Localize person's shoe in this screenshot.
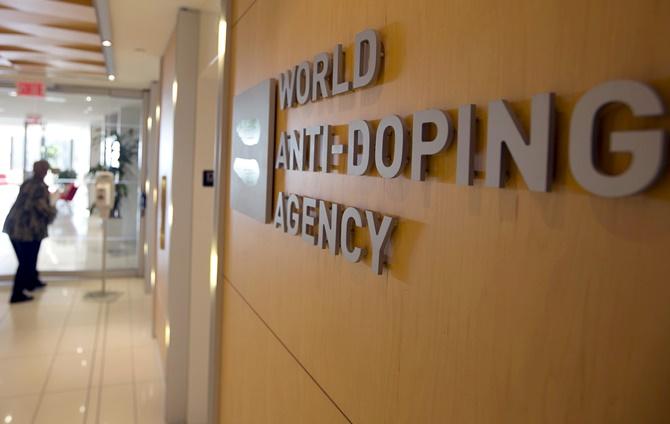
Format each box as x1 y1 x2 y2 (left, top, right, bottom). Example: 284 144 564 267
10 293 34 304
28 281 47 291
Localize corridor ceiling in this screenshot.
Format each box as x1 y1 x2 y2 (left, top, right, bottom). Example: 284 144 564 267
0 0 220 89
0 0 108 81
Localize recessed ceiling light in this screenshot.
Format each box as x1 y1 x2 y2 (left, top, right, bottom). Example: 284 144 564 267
86 96 92 102
102 40 112 47
9 91 17 97
108 74 116 81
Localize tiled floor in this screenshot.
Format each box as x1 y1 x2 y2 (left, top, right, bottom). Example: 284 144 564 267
0 278 164 424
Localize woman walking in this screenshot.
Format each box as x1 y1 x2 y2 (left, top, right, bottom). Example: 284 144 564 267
2 160 57 303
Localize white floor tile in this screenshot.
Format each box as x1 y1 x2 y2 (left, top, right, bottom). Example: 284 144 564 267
45 353 94 393
133 345 163 383
66 304 102 327
0 356 51 397
0 394 39 424
136 380 165 423
1 305 69 332
96 384 135 424
0 329 60 359
97 348 134 386
131 319 154 347
0 279 164 424
101 323 133 351
34 390 88 424
58 325 98 355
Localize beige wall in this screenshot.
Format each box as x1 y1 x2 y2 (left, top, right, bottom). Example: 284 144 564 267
219 0 670 423
155 30 176 365
154 9 201 422
187 10 220 424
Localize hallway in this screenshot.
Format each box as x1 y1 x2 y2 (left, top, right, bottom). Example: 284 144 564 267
0 279 164 423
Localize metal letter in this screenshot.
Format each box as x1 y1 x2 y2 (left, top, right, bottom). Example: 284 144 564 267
275 132 289 169
365 211 397 275
306 126 322 172
375 115 409 178
273 192 286 232
296 61 312 105
456 104 477 186
353 29 382 90
286 194 302 236
411 109 453 181
318 200 341 255
569 80 667 197
319 125 332 172
279 67 296 110
312 52 332 101
347 120 374 176
288 129 305 171
340 207 366 263
332 44 351 96
301 197 318 245
485 93 556 191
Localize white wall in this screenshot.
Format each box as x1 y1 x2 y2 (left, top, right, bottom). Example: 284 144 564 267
154 9 200 423
151 8 220 423
186 10 219 423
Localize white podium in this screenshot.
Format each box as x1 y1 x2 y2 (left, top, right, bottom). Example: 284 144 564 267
84 172 122 302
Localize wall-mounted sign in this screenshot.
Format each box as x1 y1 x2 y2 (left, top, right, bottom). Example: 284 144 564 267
16 81 45 97
25 114 42 125
229 79 277 223
273 192 396 275
230 27 669 276
203 170 215 187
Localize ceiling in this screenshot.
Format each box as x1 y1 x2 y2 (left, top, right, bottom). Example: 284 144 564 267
0 0 107 80
108 0 220 89
0 0 221 90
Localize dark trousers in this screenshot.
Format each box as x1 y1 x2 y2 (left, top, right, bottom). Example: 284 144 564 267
10 239 42 297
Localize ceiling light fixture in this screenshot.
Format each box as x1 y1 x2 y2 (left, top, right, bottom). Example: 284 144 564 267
108 74 116 81
102 40 112 47
9 91 17 97
86 96 92 102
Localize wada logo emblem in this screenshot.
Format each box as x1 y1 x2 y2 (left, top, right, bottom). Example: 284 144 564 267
229 79 277 223
233 119 262 186
233 158 260 186
236 118 261 146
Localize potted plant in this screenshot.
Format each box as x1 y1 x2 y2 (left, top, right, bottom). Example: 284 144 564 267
87 130 138 218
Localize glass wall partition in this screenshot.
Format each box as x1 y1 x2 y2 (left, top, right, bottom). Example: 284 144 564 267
0 87 143 277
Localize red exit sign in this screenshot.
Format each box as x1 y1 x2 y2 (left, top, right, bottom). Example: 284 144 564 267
16 81 45 97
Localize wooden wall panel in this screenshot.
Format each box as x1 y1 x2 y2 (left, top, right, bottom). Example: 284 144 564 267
219 280 351 424
220 0 670 423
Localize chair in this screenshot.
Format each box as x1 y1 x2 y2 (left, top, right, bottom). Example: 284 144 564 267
57 183 78 213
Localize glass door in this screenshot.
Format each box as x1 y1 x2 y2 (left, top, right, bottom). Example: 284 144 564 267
0 88 144 278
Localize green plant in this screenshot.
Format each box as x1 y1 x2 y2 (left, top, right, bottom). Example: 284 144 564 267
87 129 139 218
59 169 78 179
41 145 59 162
